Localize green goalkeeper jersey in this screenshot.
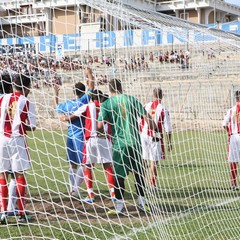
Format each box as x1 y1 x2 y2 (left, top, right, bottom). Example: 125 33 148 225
98 94 146 149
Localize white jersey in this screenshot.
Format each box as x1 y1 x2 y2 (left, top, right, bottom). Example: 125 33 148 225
223 104 240 135
140 100 172 137
0 92 36 137
74 100 109 140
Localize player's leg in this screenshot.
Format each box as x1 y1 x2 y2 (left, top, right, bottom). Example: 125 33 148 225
83 164 94 201
0 172 9 224
7 173 17 215
230 162 237 187
229 135 240 190
66 137 78 194
103 163 115 199
108 147 128 214
130 145 148 211
98 138 115 200
82 138 97 202
149 140 163 188
11 136 31 222
71 137 85 197
0 136 11 224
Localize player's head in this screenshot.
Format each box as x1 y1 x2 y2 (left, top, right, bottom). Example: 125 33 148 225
235 90 240 102
153 87 163 100
0 74 13 94
73 82 85 97
100 94 109 103
92 89 103 102
14 74 31 97
109 79 122 94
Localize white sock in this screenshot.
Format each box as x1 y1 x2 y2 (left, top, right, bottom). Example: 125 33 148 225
138 195 145 206
7 179 17 212
74 166 84 191
115 199 124 212
69 168 77 192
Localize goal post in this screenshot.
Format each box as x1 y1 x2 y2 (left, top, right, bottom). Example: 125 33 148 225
0 1 240 239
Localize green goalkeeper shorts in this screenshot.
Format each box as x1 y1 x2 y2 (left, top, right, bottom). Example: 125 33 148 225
112 145 143 178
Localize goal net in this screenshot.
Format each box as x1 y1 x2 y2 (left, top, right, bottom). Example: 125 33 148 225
0 0 240 239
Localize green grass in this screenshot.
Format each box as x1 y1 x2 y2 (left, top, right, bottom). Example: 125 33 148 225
1 130 240 240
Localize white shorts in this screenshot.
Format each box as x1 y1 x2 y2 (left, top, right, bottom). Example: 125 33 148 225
141 135 163 161
0 135 30 173
84 137 113 164
228 134 240 162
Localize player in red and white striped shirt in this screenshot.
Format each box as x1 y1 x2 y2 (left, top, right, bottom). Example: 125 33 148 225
0 74 36 224
62 90 115 203
140 87 172 188
0 74 18 217
223 90 240 190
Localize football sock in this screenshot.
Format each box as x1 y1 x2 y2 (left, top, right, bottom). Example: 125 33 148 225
16 176 26 215
0 178 8 212
105 166 114 189
230 162 237 186
84 168 93 191
7 178 17 212
68 168 77 192
74 166 84 190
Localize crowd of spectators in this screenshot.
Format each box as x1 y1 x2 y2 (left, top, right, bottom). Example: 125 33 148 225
0 48 192 90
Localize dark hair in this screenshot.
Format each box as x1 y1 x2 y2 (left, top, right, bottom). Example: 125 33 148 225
0 74 13 94
101 94 109 103
14 74 31 91
235 90 240 100
92 89 103 101
73 82 85 96
153 87 163 100
109 79 122 93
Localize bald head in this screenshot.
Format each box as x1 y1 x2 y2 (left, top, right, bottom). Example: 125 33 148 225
153 88 163 100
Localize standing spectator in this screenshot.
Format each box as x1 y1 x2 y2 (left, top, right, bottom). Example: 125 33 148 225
140 88 172 189
0 74 36 224
97 79 156 214
54 67 94 197
223 90 240 190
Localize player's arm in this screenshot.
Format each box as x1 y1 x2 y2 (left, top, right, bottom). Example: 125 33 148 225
164 109 172 151
143 112 157 132
223 109 231 135
60 104 87 122
25 101 37 131
97 102 108 132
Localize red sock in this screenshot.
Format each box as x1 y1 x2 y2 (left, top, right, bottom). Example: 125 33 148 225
230 162 238 186
105 166 114 189
84 168 93 190
0 178 8 212
150 177 156 187
16 176 27 215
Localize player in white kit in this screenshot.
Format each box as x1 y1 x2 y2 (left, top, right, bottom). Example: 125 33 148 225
0 74 36 224
223 90 240 190
0 74 18 217
140 87 172 188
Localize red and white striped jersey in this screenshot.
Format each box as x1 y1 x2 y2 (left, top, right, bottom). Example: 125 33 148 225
74 100 110 140
223 103 240 134
0 92 36 137
140 100 172 137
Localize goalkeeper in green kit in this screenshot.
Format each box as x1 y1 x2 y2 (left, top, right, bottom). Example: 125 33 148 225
97 78 157 214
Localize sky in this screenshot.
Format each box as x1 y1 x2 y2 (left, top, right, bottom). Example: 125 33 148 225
225 0 240 6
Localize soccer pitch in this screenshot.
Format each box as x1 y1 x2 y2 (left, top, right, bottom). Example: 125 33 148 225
1 129 240 240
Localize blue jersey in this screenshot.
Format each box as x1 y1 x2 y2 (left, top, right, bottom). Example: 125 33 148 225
56 90 92 138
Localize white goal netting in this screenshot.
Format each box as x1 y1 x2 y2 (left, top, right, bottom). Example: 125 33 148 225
0 0 240 239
